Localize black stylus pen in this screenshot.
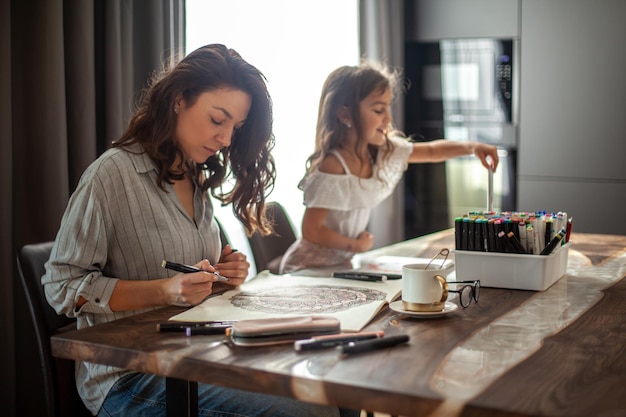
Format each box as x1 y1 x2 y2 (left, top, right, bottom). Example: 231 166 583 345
338 334 410 354
162 260 229 282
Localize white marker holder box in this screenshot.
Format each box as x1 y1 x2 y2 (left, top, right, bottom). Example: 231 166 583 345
453 243 570 291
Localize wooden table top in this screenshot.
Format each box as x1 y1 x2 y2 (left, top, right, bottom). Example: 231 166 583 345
51 230 626 417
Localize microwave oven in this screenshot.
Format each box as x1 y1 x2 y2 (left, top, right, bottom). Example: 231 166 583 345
404 38 515 132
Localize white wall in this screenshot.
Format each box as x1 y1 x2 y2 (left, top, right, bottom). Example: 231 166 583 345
517 0 626 234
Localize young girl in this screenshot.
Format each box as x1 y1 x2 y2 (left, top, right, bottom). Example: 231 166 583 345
279 62 499 274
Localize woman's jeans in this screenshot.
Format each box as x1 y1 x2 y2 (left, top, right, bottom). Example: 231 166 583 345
98 372 361 417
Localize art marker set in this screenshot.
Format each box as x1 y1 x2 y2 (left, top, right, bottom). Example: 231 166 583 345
453 210 572 291
454 211 573 256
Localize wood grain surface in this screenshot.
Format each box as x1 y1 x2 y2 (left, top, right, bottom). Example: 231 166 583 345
51 230 626 417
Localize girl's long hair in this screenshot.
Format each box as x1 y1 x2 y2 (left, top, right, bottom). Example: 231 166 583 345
304 61 404 179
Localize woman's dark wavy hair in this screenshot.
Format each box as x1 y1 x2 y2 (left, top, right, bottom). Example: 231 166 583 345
113 44 275 235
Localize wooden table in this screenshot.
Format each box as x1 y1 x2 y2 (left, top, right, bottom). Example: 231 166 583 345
51 230 626 417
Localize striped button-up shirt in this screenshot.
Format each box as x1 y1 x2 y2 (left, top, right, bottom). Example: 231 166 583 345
42 142 222 414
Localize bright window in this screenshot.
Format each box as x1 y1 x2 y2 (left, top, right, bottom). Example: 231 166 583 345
186 0 359 275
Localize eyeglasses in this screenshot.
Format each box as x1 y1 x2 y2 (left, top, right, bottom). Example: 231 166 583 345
446 280 480 308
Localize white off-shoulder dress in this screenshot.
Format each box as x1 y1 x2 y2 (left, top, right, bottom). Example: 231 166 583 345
279 136 413 274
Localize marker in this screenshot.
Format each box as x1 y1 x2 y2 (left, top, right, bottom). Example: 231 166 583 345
161 260 230 282
566 217 573 242
526 225 535 254
332 272 393 282
338 334 409 354
518 221 527 252
494 219 504 252
156 320 237 333
487 219 496 252
540 228 566 255
480 218 489 252
532 217 544 254
454 217 463 250
461 217 469 250
506 231 527 254
544 217 553 246
487 165 494 212
503 218 513 237
472 217 481 251
498 230 516 253
294 331 384 351
468 218 475 251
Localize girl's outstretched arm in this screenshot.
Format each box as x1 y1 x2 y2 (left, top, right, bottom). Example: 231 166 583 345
408 140 499 171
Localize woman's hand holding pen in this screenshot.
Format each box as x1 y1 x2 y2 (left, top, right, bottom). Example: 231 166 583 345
162 259 223 307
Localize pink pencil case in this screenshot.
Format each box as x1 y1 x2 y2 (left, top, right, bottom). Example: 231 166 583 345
226 315 341 346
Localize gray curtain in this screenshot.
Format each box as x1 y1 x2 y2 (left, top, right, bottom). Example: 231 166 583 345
0 0 184 415
359 0 406 247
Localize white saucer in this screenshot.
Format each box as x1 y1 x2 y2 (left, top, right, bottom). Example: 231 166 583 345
388 300 458 318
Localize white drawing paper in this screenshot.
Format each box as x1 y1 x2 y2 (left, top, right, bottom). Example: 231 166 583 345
169 271 403 332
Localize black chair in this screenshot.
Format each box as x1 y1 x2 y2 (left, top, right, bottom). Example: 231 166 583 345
17 242 91 417
247 201 297 274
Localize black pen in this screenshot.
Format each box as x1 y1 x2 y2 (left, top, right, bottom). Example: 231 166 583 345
156 321 237 333
161 260 230 282
294 331 384 351
332 272 393 282
338 334 410 354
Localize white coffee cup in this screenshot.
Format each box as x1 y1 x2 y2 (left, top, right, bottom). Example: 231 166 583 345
402 262 453 312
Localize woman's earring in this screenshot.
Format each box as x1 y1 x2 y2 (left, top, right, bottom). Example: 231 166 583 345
174 107 179 114
345 122 351 128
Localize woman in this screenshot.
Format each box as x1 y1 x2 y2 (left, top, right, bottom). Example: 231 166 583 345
43 44 356 417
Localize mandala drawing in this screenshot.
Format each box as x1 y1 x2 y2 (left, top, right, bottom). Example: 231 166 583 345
230 285 387 314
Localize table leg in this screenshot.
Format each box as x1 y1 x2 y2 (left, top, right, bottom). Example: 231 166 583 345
166 377 198 417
